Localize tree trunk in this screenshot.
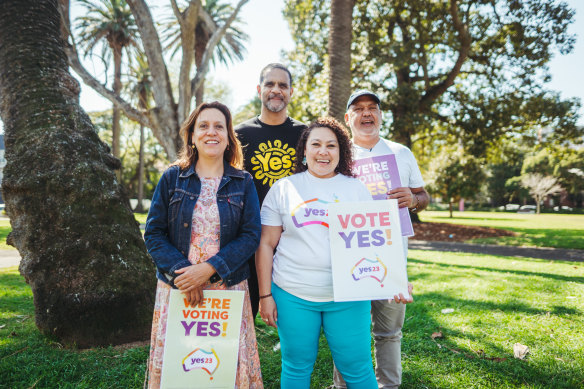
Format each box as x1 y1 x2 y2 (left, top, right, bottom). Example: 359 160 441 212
195 82 205 108
112 46 123 180
0 0 156 348
390 67 415 149
126 0 181 161
194 21 209 108
327 0 354 124
449 200 453 218
390 107 414 149
135 124 145 213
176 2 199 125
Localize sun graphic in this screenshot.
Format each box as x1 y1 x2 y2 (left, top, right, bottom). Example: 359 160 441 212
250 140 297 186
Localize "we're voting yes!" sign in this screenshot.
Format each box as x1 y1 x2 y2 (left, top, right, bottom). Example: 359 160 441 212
160 289 244 389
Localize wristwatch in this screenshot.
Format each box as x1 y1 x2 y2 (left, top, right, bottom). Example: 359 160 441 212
209 272 221 284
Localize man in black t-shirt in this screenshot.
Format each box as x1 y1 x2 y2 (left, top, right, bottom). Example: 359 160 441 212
235 63 306 318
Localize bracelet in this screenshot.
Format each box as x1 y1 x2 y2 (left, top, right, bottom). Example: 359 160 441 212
409 193 418 210
259 293 272 299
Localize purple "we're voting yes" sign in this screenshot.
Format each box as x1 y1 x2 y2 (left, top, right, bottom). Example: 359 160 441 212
353 154 414 237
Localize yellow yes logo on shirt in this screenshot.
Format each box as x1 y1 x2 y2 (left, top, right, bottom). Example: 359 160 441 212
251 140 296 186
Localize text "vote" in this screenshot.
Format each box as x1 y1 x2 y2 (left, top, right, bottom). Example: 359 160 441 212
337 212 391 229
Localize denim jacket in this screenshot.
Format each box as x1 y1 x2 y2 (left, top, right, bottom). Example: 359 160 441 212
144 161 261 287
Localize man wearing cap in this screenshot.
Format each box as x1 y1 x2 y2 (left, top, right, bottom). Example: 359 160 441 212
334 90 429 388
235 63 306 319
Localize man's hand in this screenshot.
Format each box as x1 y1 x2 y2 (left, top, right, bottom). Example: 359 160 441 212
387 187 416 209
393 282 413 304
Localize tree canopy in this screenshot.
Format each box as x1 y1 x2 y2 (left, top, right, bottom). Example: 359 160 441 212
284 0 582 155
426 147 487 217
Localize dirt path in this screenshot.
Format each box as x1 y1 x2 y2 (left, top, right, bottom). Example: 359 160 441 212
0 249 20 268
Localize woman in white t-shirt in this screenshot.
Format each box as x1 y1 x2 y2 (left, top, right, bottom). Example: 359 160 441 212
256 117 376 388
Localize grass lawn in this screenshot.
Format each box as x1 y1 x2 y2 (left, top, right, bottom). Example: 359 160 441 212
420 211 584 250
2 250 583 388
134 212 148 225
0 219 12 250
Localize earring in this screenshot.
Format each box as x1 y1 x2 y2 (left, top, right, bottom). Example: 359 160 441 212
302 156 307 166
191 145 195 149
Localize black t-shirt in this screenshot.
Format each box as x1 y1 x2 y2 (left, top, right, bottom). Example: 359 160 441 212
235 116 306 205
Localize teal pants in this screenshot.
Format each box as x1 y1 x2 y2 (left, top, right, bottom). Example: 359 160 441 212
272 283 377 389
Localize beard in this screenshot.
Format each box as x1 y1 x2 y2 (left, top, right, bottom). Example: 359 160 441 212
264 95 287 113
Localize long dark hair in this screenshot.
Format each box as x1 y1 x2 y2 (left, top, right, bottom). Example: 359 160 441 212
294 117 355 177
173 101 243 169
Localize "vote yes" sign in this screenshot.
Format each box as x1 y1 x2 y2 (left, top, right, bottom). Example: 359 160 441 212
328 200 408 301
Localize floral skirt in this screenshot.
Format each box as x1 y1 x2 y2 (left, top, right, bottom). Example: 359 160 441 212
147 279 263 388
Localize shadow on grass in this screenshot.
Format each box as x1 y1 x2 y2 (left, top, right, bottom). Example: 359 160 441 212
410 258 584 284
410 291 580 326
472 228 584 250
401 289 584 388
0 270 150 388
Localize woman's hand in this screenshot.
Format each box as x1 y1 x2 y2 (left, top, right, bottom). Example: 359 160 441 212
392 282 414 304
184 286 204 307
256 225 282 328
259 296 278 328
174 262 216 293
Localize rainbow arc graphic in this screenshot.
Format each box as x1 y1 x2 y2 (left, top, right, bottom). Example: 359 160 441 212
182 348 220 375
291 198 332 228
351 256 387 285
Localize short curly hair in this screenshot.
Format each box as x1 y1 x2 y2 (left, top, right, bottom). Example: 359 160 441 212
294 117 355 177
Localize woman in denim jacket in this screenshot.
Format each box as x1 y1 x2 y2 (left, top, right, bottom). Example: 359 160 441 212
144 101 263 388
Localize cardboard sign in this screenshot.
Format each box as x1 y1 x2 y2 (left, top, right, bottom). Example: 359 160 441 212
329 200 408 301
160 289 244 389
353 154 414 236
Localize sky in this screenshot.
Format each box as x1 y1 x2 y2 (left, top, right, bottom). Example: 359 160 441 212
74 0 295 113
546 0 584 121
1 0 583 130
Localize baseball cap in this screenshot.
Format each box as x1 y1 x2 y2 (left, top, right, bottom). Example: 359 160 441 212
346 90 380 110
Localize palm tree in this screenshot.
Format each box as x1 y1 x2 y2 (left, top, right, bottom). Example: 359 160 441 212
327 0 355 124
75 0 139 164
126 52 152 213
0 0 155 347
164 0 249 106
